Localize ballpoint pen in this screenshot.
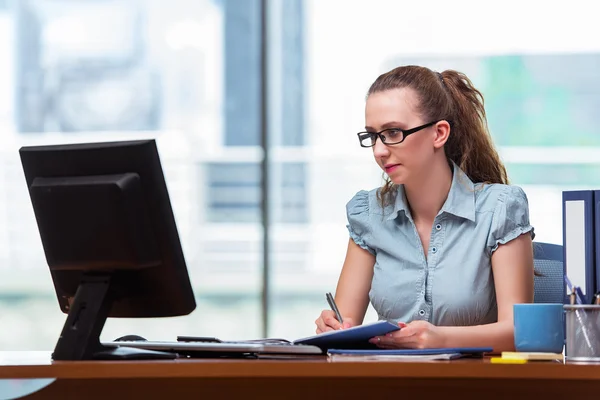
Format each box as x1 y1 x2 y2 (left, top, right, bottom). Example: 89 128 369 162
325 292 344 325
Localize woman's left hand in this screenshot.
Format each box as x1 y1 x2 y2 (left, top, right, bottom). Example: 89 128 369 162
369 321 445 349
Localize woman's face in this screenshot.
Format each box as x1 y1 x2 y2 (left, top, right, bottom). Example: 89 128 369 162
365 88 440 185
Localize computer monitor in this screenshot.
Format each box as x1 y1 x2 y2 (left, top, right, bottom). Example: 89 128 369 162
19 139 196 360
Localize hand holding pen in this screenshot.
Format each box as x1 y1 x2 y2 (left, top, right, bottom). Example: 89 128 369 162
314 292 354 333
326 292 344 324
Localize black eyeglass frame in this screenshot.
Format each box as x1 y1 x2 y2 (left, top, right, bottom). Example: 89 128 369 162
357 120 444 147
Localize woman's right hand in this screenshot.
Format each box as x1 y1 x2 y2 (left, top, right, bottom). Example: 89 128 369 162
315 310 354 334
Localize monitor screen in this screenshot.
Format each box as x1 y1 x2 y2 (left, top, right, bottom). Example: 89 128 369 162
19 139 196 360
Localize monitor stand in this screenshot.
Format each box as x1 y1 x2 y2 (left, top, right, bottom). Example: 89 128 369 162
51 273 176 361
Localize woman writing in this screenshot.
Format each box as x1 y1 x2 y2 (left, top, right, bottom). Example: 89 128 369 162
315 65 534 352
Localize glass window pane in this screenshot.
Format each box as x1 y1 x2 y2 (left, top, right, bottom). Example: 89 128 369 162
0 0 263 350
269 0 600 340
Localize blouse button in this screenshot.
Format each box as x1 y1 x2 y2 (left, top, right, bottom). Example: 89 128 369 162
431 247 437 254
435 224 442 231
418 310 426 316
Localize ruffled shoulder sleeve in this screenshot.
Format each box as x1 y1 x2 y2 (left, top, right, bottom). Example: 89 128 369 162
346 190 375 255
487 185 535 254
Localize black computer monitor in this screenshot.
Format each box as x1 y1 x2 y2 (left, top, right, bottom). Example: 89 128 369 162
19 139 196 360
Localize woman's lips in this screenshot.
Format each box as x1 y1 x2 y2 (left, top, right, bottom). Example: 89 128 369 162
384 164 401 173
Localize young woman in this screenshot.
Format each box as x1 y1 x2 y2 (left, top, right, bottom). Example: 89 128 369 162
314 65 535 352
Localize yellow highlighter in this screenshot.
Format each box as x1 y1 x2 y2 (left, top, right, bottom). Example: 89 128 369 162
491 357 528 364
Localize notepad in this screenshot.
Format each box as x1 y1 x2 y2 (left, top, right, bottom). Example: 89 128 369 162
293 321 400 349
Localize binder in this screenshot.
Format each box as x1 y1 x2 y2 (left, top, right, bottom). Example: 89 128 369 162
562 191 596 304
595 190 600 300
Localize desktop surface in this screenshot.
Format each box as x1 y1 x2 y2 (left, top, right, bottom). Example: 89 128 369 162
1 350 600 400
0 352 600 400
2 350 600 375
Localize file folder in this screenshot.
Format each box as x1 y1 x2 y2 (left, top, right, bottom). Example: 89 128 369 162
595 190 600 299
562 190 596 304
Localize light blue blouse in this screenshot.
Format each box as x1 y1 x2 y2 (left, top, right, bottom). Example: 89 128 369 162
346 164 534 327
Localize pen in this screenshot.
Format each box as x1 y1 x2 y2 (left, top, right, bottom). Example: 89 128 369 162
326 292 344 325
574 286 585 305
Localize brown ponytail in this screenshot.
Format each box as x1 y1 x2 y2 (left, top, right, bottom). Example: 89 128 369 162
368 65 508 207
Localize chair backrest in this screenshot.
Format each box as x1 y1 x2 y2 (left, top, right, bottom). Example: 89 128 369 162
533 242 564 304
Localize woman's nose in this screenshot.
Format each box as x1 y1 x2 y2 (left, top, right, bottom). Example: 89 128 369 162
372 137 389 157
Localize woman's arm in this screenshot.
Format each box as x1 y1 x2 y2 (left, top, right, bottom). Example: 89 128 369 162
315 238 375 332
373 233 534 352
335 238 376 324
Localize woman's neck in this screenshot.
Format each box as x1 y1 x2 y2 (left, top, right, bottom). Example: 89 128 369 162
404 157 453 223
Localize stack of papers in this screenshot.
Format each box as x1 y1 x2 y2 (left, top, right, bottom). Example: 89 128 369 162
327 347 493 362
328 353 463 362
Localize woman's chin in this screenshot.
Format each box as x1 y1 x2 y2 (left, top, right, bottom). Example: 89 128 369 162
387 174 407 185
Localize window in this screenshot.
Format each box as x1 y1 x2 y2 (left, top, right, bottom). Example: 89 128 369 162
1 0 598 350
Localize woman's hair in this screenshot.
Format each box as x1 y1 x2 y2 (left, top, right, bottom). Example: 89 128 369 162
368 65 508 207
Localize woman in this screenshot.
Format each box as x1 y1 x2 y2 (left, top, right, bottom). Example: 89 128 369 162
314 65 534 352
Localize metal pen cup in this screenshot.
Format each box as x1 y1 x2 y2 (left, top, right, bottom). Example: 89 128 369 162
564 305 600 362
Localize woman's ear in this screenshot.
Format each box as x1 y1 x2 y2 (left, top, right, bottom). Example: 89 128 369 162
432 120 451 149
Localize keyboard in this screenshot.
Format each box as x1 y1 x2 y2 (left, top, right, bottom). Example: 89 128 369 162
102 340 323 355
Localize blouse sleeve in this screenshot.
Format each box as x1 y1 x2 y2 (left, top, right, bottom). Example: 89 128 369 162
346 190 375 255
488 185 535 254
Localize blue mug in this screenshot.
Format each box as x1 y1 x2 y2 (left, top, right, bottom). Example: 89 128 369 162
513 303 564 353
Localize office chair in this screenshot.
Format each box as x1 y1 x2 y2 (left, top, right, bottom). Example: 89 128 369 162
532 242 564 304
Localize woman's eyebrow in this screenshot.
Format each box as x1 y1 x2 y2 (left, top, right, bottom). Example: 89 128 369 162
365 121 407 131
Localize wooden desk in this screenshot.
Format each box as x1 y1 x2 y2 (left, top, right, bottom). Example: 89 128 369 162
1 352 599 399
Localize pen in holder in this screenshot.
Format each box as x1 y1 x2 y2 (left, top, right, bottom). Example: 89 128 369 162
569 286 595 353
564 304 600 362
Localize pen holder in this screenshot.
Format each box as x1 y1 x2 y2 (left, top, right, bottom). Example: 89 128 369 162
564 305 600 362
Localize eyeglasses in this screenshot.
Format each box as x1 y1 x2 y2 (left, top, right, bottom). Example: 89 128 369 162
357 120 441 148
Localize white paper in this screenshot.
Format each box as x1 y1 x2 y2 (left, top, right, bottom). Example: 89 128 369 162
565 200 587 295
